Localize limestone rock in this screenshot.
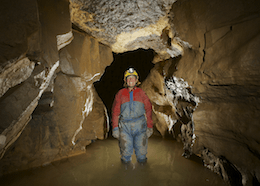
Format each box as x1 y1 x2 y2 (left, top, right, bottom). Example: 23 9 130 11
1 1 260 185
0 0 39 64
59 30 112 79
0 61 59 160
70 0 185 60
37 0 72 66
57 31 74 51
141 57 199 143
57 30 112 147
171 0 260 184
74 86 109 142
52 73 95 149
0 0 73 173
0 57 35 97
0 29 112 174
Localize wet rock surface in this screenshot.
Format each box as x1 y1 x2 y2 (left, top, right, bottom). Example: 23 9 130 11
0 0 260 185
0 0 72 161
140 57 199 159
0 0 39 65
170 0 260 185
0 0 112 174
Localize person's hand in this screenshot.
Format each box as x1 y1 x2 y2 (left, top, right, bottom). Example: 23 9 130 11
112 127 119 139
146 128 153 138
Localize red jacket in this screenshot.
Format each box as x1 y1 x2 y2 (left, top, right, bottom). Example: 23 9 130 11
112 87 153 129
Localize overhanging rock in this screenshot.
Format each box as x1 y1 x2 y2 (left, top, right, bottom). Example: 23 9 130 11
70 0 190 61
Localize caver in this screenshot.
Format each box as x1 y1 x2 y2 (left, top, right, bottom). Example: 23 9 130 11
112 67 153 164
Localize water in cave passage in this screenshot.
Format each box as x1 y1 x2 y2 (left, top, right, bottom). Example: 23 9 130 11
0 136 228 186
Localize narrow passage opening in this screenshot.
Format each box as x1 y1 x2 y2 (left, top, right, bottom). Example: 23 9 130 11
94 48 155 136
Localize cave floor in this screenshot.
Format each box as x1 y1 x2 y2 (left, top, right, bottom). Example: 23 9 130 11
0 136 228 186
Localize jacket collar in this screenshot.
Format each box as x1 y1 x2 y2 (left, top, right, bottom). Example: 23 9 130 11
128 86 137 92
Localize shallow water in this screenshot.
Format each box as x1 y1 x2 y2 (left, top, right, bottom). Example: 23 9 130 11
0 136 228 186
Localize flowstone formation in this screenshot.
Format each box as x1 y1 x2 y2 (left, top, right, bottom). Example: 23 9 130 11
141 57 199 158
165 76 199 158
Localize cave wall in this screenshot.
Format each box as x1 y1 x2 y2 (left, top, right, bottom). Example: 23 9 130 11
0 0 71 161
140 58 180 137
1 0 260 185
0 0 112 175
169 0 260 185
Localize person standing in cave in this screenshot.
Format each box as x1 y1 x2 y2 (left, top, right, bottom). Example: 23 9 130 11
112 67 153 164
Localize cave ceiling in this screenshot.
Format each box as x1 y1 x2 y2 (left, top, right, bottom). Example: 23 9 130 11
70 0 189 62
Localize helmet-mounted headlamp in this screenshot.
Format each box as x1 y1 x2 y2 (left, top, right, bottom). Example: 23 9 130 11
124 67 139 81
128 68 134 73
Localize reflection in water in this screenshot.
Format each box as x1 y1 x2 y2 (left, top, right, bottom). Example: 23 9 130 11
0 136 228 186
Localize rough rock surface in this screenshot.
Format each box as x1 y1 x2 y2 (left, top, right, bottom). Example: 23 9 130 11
0 0 112 175
70 0 187 60
170 0 260 185
0 0 39 65
141 58 180 136
0 0 72 161
140 57 199 158
0 57 35 97
0 0 260 185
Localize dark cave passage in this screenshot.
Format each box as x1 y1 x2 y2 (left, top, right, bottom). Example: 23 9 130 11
94 48 155 131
